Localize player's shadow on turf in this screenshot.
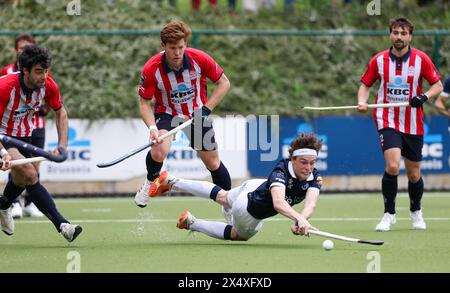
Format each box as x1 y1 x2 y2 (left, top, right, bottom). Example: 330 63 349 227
0 243 83 249
159 242 316 250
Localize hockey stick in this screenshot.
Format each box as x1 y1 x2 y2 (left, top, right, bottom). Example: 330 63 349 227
308 229 384 246
0 134 67 162
301 102 409 111
96 118 193 168
0 156 47 168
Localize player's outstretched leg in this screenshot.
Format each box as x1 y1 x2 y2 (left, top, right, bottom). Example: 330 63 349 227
176 210 234 241
25 182 83 242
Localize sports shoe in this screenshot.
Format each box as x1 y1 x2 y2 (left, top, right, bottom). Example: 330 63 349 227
134 178 153 208
176 210 196 230
60 223 83 242
222 206 233 225
23 203 44 217
410 210 426 230
11 202 23 219
0 208 15 236
148 171 178 197
375 213 396 232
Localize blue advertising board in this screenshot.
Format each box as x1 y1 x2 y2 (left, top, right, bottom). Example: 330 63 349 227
247 115 450 177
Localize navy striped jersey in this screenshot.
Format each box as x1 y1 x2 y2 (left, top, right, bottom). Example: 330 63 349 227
247 159 322 220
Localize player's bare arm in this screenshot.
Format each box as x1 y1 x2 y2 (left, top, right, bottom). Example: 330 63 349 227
54 106 68 152
423 80 443 101
270 185 315 236
204 73 230 111
357 83 371 113
139 97 160 143
435 94 450 118
301 188 320 220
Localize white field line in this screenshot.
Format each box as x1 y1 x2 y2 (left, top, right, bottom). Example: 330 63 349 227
15 217 450 224
56 192 450 204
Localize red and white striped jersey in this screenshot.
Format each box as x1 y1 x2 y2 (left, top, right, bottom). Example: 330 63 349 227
361 47 440 135
1 63 49 129
33 115 46 129
0 73 62 137
138 47 223 118
0 64 18 76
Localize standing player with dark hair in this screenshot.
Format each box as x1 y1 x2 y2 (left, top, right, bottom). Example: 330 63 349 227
146 133 322 242
357 17 443 232
435 76 450 119
0 44 82 242
1 33 47 219
134 20 232 208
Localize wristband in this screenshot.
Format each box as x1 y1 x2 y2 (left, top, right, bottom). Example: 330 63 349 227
149 125 158 132
0 148 8 158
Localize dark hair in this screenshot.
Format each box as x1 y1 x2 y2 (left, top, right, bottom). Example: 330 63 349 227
160 20 192 44
389 17 414 34
288 133 323 159
15 34 36 49
18 44 52 72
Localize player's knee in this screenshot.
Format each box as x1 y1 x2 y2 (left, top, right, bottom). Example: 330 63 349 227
205 158 220 171
151 148 168 162
17 164 39 185
407 173 421 183
386 164 400 175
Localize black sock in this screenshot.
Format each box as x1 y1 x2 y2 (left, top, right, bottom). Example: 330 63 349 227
26 182 68 231
210 161 231 190
224 225 233 240
0 180 25 209
146 152 163 181
409 177 424 212
24 174 39 206
8 173 21 205
382 171 398 214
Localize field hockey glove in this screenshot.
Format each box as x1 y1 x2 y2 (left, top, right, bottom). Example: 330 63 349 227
37 104 49 116
57 146 68 160
410 93 428 108
192 105 211 125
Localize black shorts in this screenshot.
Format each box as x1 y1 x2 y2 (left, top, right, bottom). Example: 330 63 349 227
31 127 46 149
155 113 217 151
378 128 423 162
1 136 33 158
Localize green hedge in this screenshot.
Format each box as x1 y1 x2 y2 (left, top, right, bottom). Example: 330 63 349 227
1 0 449 119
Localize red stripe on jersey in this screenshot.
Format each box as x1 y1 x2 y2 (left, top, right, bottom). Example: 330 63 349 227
6 83 22 136
159 68 178 115
393 60 402 131
192 80 199 111
35 115 46 128
177 74 191 117
405 53 416 134
382 53 390 129
181 103 190 118
23 112 30 137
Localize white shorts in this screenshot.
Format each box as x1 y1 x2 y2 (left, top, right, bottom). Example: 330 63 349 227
228 179 266 240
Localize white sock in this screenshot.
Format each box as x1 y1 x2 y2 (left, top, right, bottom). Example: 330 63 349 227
190 219 228 240
173 179 217 199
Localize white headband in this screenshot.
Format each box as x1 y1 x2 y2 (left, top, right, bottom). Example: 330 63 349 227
292 148 318 157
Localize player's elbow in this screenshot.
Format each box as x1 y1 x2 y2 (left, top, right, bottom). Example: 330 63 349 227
218 74 231 91
307 203 317 213
272 199 285 213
